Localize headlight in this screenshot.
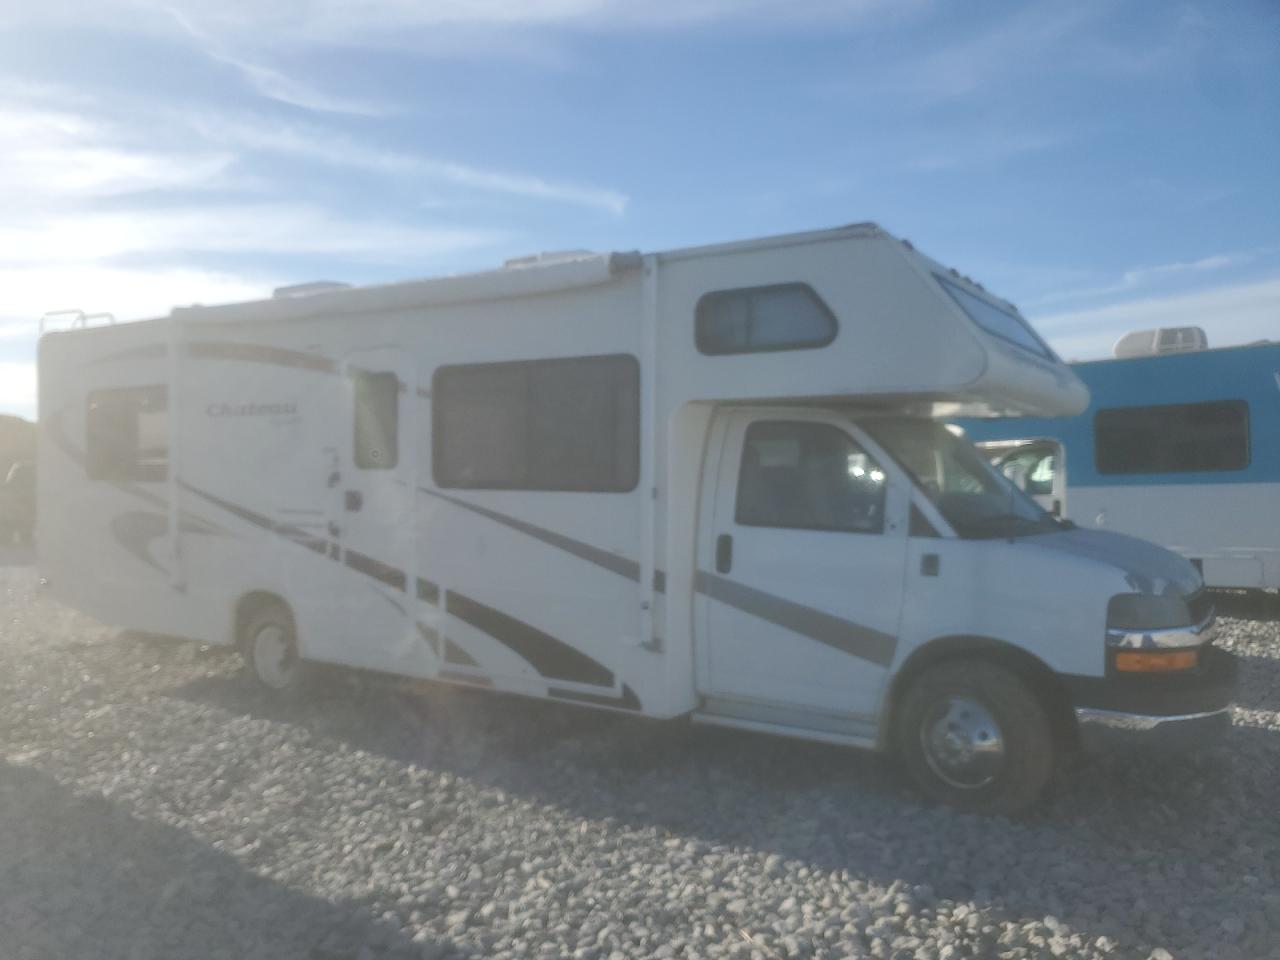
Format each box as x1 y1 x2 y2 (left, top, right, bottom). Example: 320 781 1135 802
1106 593 1193 631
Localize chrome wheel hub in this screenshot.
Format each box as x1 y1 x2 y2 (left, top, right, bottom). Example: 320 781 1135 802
920 696 1006 789
252 624 296 690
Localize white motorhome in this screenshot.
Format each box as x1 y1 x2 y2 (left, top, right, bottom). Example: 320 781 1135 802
37 224 1235 813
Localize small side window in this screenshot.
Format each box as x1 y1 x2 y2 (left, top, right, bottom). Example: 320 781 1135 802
353 370 399 470
86 385 168 482
696 283 837 356
735 421 886 533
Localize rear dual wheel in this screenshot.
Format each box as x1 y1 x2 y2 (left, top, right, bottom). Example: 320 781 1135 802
895 660 1054 816
239 600 311 696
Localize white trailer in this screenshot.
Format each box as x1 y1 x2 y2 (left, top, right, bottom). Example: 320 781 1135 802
37 223 1235 813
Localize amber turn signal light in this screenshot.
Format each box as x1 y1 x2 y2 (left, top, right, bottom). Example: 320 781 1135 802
1114 649 1198 672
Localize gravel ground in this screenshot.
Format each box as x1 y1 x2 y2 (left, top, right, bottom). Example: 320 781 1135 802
2 565 1280 960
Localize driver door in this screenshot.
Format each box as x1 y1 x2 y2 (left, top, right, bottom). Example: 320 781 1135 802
697 411 909 718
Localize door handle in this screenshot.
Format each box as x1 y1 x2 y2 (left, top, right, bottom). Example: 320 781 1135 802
715 533 733 574
345 490 363 512
1051 499 1062 517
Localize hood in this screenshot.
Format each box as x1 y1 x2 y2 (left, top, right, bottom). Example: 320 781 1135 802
1022 528 1202 597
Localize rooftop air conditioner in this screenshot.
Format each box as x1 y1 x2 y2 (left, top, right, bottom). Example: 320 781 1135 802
1113 326 1208 358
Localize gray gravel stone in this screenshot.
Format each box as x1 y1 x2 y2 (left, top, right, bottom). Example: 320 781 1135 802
2 566 1279 960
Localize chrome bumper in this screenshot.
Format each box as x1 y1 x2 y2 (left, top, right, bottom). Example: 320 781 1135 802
1106 611 1216 650
1074 705 1232 753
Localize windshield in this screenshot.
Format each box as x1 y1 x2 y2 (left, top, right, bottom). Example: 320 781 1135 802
862 419 1062 539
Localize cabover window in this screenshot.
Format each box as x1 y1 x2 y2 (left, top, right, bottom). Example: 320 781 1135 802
695 283 837 355
352 370 399 469
736 421 886 533
86 385 168 482
434 354 639 492
936 276 1053 360
1095 400 1250 475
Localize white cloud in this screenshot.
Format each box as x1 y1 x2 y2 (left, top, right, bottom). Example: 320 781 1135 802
196 117 629 215
0 84 627 217
1027 252 1255 309
1036 276 1280 361
0 205 504 265
0 362 37 420
0 102 236 202
835 0 1207 110
0 264 275 326
858 3 1097 105
907 130 1069 172
165 6 393 116
214 52 392 117
148 0 912 42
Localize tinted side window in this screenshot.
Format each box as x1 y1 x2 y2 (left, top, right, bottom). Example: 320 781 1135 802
434 354 639 492
86 385 168 482
353 370 399 469
936 276 1053 359
1094 400 1249 474
736 421 886 533
696 284 837 355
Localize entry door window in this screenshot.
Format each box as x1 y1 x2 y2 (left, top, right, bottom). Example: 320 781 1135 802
352 370 399 469
735 421 886 533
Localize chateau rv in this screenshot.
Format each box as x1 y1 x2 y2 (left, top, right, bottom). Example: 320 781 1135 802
37 224 1235 813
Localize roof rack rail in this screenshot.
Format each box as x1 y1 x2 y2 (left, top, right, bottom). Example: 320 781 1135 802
38 310 117 336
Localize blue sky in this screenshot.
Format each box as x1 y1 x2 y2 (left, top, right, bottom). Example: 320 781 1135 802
1 0 1278 419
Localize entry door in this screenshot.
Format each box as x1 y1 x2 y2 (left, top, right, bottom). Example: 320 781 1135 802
335 348 418 670
698 412 909 717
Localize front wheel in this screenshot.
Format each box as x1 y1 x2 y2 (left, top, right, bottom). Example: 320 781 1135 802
239 600 311 696
895 660 1054 816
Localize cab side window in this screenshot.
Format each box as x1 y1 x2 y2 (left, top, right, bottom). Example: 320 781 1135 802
736 421 886 533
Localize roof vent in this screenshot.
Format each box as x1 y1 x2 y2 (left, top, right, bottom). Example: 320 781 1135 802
1113 326 1208 359
503 250 596 269
272 281 352 299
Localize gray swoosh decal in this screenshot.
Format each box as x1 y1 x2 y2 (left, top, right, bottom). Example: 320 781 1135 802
189 341 338 374
416 621 440 656
420 488 642 582
46 406 229 533
111 511 168 572
110 510 228 572
694 571 897 668
91 341 337 373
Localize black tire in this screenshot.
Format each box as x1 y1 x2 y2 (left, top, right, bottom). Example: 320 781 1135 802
895 660 1054 816
239 600 311 696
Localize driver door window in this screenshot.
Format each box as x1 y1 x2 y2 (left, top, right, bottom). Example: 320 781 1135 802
736 421 887 533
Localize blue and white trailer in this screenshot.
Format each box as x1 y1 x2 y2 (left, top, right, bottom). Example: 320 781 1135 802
958 340 1280 593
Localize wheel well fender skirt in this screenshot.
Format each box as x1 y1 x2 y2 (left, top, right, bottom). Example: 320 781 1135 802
883 635 1077 750
233 590 295 649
